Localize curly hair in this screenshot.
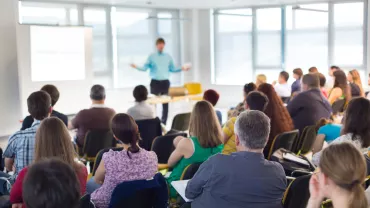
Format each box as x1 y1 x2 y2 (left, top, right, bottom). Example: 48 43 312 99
257 83 294 157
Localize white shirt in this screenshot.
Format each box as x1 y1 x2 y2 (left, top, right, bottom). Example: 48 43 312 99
127 101 155 121
274 83 291 97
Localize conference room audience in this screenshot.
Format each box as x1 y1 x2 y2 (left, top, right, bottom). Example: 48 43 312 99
326 65 340 89
186 110 286 208
308 66 318 73
258 83 294 158
90 114 157 208
291 68 303 96
222 91 269 155
228 82 257 119
203 89 222 125
21 84 68 130
70 85 116 148
312 117 342 154
287 74 331 133
312 97 370 165
10 117 88 207
318 73 328 98
273 71 291 98
328 70 351 105
347 69 365 97
256 74 267 88
307 143 368 208
3 91 51 182
22 159 81 208
166 101 223 198
127 85 155 120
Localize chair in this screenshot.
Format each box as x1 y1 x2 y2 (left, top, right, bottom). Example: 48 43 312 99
80 130 116 163
283 175 311 208
151 133 187 164
332 99 346 114
109 173 168 208
91 147 123 176
281 97 290 104
136 118 162 151
268 130 299 160
184 82 202 95
80 194 96 208
180 163 202 180
293 125 317 154
171 113 191 132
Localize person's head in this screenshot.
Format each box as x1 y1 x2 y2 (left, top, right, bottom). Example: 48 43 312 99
308 66 318 73
333 70 351 102
243 82 257 99
133 85 148 102
301 73 320 91
278 71 289 84
348 69 362 85
256 74 267 87
318 143 367 208
234 110 270 152
35 117 77 170
315 117 333 132
342 97 370 148
90 84 106 103
245 91 269 112
203 89 220 106
318 73 326 88
156 38 165 52
111 113 140 158
40 85 59 107
23 159 80 208
189 101 222 148
329 65 340 76
293 68 303 80
27 91 52 121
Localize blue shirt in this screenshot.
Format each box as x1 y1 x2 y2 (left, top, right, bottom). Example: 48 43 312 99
318 124 342 143
3 120 40 181
137 52 181 80
291 79 301 95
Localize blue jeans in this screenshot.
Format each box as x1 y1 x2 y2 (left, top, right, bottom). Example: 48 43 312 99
86 177 102 194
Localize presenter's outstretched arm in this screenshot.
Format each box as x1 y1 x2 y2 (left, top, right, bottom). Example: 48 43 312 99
169 57 191 72
131 55 152 71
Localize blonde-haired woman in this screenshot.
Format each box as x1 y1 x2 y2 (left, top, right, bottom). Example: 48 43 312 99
256 74 267 87
347 69 365 97
307 142 368 208
166 101 223 198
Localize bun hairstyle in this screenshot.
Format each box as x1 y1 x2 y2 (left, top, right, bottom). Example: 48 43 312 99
320 142 368 208
111 114 140 158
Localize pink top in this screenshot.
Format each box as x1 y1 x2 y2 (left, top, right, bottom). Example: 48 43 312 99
321 88 329 98
91 149 157 208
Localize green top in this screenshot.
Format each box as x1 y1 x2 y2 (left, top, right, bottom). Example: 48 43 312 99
166 136 223 198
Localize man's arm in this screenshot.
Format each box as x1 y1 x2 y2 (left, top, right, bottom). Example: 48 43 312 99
185 158 213 199
132 55 152 72
168 57 182 73
3 136 17 172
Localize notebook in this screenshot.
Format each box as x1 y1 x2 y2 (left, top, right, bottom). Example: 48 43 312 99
283 152 310 167
171 180 193 202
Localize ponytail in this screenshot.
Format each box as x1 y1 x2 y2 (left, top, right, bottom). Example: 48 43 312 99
126 133 140 159
349 183 368 208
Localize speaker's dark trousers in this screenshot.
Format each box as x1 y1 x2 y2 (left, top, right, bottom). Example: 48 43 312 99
150 79 170 124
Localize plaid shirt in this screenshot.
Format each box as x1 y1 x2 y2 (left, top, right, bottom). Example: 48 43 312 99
3 120 40 181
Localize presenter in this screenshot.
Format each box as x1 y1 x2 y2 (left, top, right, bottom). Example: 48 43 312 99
131 38 190 125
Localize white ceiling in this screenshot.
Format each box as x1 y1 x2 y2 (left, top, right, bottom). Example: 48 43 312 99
28 0 346 9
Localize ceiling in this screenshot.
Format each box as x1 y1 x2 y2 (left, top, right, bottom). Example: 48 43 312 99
28 0 345 9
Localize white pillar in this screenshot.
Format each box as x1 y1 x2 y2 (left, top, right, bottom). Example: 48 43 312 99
0 0 21 136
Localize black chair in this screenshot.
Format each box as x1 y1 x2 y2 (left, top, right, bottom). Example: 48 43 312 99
171 113 191 131
294 125 317 154
281 97 290 104
331 99 346 114
151 133 187 164
109 173 168 208
80 194 96 208
283 175 311 208
268 130 299 160
80 130 116 162
136 118 162 151
180 163 202 180
91 147 123 176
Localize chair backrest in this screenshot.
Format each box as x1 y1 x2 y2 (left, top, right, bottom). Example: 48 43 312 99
299 126 317 154
332 99 346 114
83 130 115 158
151 133 187 164
171 113 191 131
180 163 202 180
136 118 162 151
80 194 96 208
283 175 311 208
268 130 299 160
92 147 124 176
109 173 168 208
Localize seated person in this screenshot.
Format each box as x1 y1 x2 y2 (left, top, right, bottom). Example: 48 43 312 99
70 85 116 148
222 91 269 155
166 101 223 198
3 91 51 182
22 159 81 208
308 66 319 73
273 71 291 99
312 117 342 154
348 69 365 97
21 85 67 130
186 110 287 208
90 114 157 208
291 68 303 96
256 74 267 88
228 83 257 119
127 85 155 121
203 89 222 125
318 73 328 98
10 117 88 207
328 70 351 105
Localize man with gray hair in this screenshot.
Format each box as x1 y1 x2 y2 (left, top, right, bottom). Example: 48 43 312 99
186 110 286 208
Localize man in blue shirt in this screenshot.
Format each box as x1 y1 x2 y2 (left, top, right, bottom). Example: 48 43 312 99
131 38 189 124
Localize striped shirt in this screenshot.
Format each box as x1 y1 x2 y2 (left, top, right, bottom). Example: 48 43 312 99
3 120 40 181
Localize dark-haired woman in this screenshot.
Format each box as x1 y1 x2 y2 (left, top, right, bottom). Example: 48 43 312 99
90 114 157 208
328 70 351 104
